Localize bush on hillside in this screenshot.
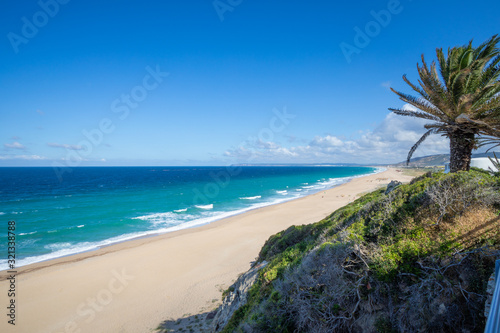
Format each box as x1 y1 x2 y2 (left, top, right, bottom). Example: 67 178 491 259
219 170 500 333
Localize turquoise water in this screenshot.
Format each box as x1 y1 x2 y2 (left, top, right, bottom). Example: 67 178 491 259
0 166 379 270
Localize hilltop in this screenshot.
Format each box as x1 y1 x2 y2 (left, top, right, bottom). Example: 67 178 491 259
212 170 500 332
392 152 500 168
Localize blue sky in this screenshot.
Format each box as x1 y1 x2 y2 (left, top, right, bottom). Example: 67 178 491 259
1 0 499 166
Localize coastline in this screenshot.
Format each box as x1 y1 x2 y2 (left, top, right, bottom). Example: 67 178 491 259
1 166 382 271
0 167 416 333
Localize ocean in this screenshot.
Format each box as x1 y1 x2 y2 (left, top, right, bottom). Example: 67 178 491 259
0 166 379 270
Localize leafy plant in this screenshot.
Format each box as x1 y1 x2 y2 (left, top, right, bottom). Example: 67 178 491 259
217 170 500 332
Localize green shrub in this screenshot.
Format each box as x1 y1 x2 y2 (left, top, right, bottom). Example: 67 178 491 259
218 170 500 332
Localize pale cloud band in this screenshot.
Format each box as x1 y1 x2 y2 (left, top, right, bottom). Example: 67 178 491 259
1 110 451 165
47 143 84 150
0 155 46 160
4 142 26 150
224 111 450 165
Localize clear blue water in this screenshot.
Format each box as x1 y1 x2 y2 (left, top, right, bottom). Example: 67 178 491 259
0 166 379 270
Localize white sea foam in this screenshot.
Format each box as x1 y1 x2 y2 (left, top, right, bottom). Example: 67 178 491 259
0 229 187 271
134 212 178 226
0 194 306 271
0 168 386 272
45 242 72 251
0 212 5 215
19 238 39 248
195 204 213 210
134 212 175 221
134 212 198 227
174 208 188 213
77 225 85 228
240 196 261 200
19 231 37 236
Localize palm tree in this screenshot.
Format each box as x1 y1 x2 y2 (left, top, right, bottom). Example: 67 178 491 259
389 35 500 172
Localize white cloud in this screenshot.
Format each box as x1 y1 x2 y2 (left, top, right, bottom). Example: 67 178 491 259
4 142 26 150
310 135 344 148
393 129 422 143
351 112 448 162
0 155 46 160
223 111 449 164
224 139 298 162
254 139 280 150
47 143 84 150
402 104 418 111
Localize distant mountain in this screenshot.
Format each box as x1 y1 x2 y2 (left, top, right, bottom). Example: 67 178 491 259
392 152 499 167
392 154 449 167
471 151 500 158
233 152 499 168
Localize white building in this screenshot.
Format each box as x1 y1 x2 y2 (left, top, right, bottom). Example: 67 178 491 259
445 157 499 173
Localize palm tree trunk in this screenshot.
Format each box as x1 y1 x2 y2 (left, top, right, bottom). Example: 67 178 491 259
449 131 475 172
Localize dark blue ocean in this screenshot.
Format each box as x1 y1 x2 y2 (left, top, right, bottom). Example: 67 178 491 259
0 166 379 270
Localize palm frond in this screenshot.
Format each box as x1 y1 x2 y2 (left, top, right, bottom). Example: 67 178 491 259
424 123 446 131
389 108 442 122
402 74 430 100
406 129 437 165
473 55 500 89
389 88 449 119
474 94 500 117
474 35 500 60
477 136 500 152
488 152 500 174
417 57 453 113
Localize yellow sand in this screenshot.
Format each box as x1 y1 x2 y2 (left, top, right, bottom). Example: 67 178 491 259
0 168 416 333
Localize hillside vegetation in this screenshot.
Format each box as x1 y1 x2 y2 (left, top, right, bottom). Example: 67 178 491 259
219 170 500 332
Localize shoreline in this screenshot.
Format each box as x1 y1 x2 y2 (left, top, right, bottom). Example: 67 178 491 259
1 167 384 272
0 167 416 333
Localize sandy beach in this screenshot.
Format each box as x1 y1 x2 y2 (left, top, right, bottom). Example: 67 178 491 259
0 168 417 333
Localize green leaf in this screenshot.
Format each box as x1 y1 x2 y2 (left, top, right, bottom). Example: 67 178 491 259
459 49 473 70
